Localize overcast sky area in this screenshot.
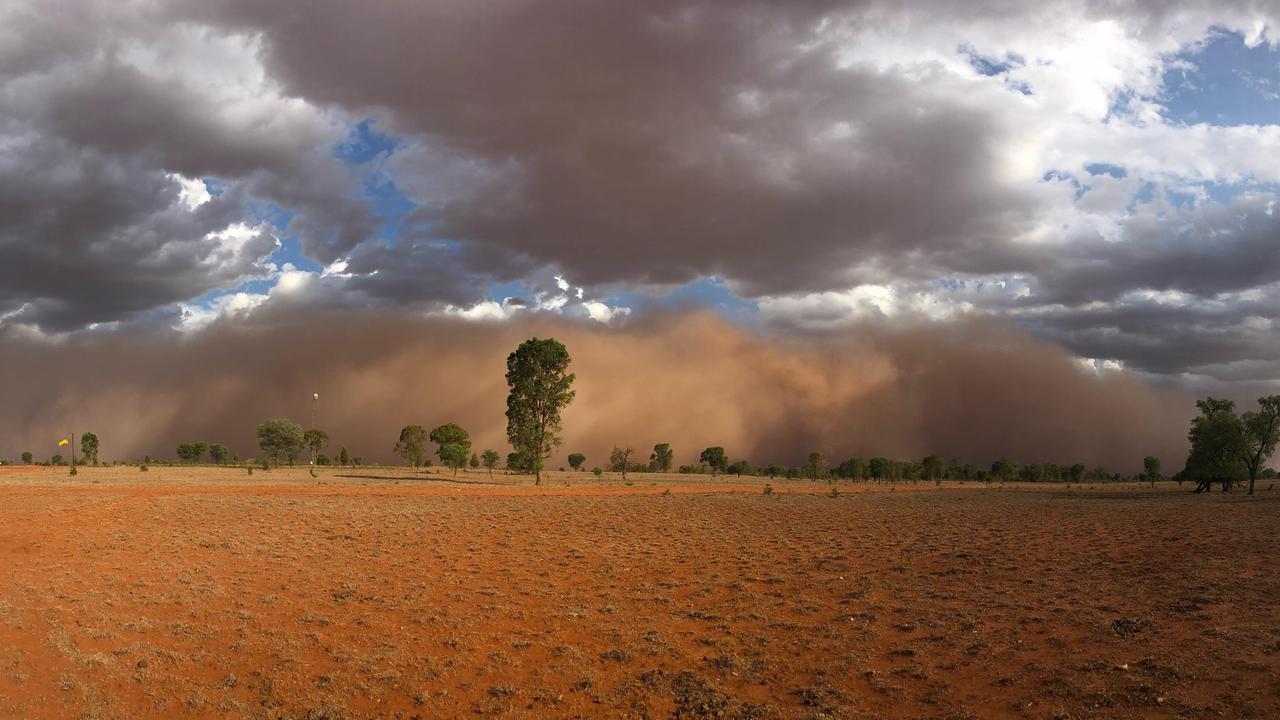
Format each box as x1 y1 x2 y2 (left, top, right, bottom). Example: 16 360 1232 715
1 0 1279 395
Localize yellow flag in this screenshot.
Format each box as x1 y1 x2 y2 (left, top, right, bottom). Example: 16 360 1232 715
58 438 70 446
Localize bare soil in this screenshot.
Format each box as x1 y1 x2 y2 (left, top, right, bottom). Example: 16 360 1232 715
1 466 1276 719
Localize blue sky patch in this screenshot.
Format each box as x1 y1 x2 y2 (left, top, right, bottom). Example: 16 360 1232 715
334 118 399 164
1161 29 1280 126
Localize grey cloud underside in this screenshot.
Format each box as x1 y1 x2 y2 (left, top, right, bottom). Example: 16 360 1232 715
0 0 1277 388
189 0 1043 295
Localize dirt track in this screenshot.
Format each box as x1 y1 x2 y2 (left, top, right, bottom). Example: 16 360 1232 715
1 466 1276 718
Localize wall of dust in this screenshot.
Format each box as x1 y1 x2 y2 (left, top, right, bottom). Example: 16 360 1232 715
0 311 1194 473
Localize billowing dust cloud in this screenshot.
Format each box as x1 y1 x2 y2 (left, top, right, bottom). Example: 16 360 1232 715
0 312 1192 472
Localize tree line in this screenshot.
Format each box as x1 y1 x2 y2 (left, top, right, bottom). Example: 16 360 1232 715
7 342 1276 493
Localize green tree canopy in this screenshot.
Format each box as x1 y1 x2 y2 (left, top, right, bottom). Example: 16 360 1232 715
430 423 472 475
649 443 673 473
1241 395 1280 495
80 432 99 465
21 451 32 464
257 419 305 466
209 443 230 464
303 429 329 464
699 446 728 475
567 452 586 471
481 449 500 478
1183 398 1247 492
176 441 209 464
505 337 576 485
394 425 429 468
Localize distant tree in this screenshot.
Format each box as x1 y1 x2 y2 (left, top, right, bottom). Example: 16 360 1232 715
506 337 576 485
592 467 603 477
506 452 525 473
338 447 351 465
257 419 305 466
315 454 330 466
727 459 754 477
609 446 634 480
1142 455 1161 488
834 457 866 481
80 432 100 465
21 451 33 464
1240 395 1280 496
429 423 472 475
1066 463 1086 484
803 451 827 481
649 443 673 473
699 446 728 475
991 457 1018 483
393 424 430 468
51 454 63 465
922 455 944 482
209 443 230 464
567 452 586 471
481 449 500 478
1183 398 1247 493
765 463 785 479
868 456 891 481
176 441 209 464
303 429 329 465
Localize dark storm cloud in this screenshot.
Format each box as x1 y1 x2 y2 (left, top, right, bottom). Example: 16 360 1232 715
0 132 275 330
1022 284 1280 378
1034 194 1280 305
181 0 1045 296
0 0 381 330
1 0 1278 391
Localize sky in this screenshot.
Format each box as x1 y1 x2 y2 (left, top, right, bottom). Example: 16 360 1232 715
1 1 1278 465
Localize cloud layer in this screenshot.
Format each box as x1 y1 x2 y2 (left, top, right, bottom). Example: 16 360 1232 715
0 0 1277 392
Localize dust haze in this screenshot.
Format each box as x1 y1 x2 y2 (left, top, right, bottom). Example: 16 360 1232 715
0 311 1193 472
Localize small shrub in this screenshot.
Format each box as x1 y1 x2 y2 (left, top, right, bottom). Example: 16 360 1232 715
140 464 149 472
763 484 773 495
69 464 78 476
592 467 603 477
663 488 671 496
247 465 253 476
829 486 838 498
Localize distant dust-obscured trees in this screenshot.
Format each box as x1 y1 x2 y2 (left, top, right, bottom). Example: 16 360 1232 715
609 446 634 480
481 449 500 478
394 425 430 468
257 418 305 466
568 453 586 471
209 443 230 464
649 443 673 473
1143 456 1161 488
1183 395 1280 495
506 337 576 485
430 423 471 475
79 432 99 465
303 429 329 465
699 446 728 476
176 441 208 464
20 451 33 464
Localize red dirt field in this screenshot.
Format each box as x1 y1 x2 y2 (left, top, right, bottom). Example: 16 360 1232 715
1 466 1277 719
